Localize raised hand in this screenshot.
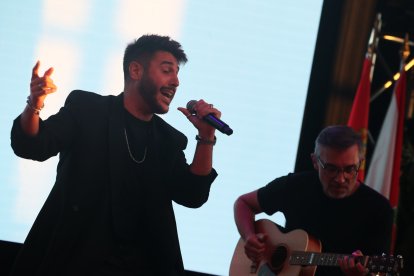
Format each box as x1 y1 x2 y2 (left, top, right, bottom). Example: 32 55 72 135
28 60 57 111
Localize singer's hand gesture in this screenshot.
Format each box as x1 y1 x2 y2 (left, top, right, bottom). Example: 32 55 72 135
29 61 58 109
178 99 221 138
21 61 58 136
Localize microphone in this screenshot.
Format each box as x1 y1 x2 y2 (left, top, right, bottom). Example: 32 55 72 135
186 100 233 135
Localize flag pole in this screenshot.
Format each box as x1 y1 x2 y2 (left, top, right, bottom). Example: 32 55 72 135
368 13 382 79
366 14 381 146
346 14 381 181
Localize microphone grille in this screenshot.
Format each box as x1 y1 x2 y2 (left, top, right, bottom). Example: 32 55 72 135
186 100 197 113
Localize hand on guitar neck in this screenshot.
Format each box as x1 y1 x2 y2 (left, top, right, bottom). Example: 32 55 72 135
338 250 369 276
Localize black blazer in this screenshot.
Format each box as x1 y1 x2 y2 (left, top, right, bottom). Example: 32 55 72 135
10 90 217 275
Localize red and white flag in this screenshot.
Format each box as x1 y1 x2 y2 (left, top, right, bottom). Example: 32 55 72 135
365 67 407 208
347 56 372 182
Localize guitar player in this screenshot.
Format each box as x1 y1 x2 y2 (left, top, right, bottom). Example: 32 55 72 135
234 125 394 276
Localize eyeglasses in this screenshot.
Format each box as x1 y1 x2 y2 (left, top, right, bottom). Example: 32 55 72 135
317 156 360 178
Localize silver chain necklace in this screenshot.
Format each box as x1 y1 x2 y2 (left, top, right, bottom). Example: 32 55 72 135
124 128 147 164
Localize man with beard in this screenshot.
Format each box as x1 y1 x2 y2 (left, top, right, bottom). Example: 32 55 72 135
10 34 220 276
233 126 393 276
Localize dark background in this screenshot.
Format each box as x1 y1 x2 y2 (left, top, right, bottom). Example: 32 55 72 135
296 0 414 172
2 0 413 275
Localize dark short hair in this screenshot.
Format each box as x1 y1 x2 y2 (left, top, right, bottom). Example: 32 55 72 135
123 34 188 80
314 125 363 156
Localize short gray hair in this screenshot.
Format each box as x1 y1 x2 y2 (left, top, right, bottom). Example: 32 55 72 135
314 125 363 157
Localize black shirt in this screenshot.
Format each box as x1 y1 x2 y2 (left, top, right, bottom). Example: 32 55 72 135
106 110 156 273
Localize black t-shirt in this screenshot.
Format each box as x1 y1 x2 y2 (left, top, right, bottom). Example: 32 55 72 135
258 171 393 276
111 109 153 242
63 111 157 275
106 110 157 273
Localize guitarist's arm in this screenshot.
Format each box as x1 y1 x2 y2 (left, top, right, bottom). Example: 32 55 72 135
234 190 267 263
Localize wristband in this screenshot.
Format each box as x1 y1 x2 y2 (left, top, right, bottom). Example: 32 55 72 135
195 135 216 145
26 96 44 115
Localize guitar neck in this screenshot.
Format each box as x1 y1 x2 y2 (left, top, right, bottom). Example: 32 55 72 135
290 251 366 267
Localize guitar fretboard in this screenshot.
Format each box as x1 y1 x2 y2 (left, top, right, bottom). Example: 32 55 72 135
289 251 366 267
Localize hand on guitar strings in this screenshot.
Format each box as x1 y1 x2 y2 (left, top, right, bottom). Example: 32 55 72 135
244 233 267 264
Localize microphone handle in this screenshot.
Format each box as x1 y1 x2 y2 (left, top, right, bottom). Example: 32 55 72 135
204 114 233 136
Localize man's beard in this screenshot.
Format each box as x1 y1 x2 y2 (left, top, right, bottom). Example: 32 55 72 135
139 74 168 114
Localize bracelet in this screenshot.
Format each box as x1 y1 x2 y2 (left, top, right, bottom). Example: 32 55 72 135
195 135 216 145
26 96 44 115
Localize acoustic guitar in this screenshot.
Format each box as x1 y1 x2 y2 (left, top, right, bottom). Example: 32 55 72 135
230 219 403 276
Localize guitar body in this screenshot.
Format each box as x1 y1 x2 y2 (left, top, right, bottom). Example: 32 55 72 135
230 219 321 276
230 219 403 275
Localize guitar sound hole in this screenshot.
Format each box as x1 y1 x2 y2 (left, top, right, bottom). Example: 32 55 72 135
270 245 288 271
